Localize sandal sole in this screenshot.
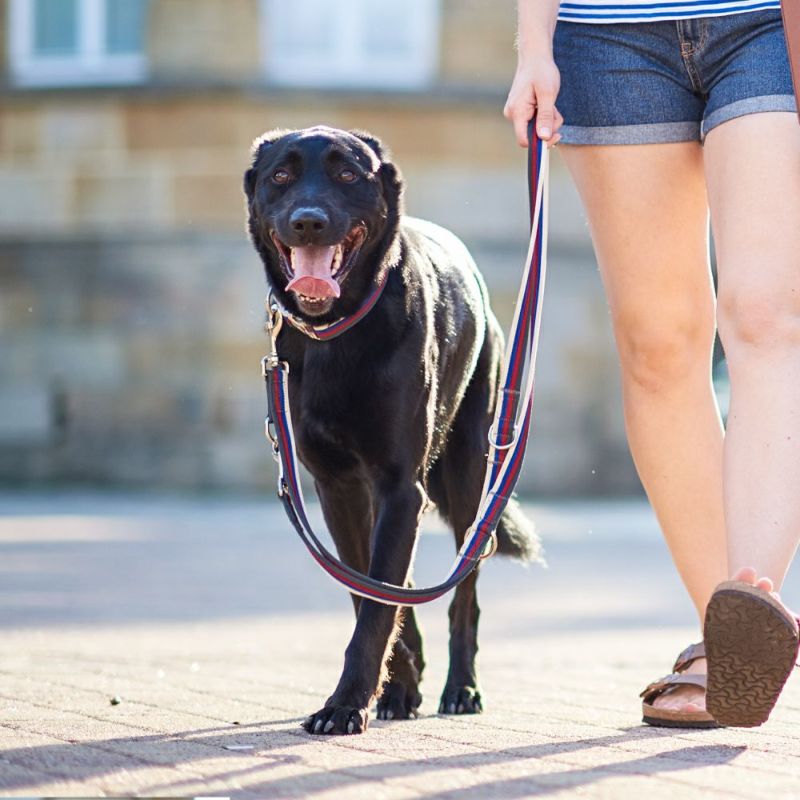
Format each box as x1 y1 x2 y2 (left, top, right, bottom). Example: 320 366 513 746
705 582 799 728
642 710 719 729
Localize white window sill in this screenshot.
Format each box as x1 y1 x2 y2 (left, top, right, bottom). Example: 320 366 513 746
11 56 147 88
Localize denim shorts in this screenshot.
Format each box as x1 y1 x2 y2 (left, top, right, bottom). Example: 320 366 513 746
553 10 797 144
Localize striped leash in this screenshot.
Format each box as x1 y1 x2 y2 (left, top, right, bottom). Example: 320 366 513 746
260 121 549 605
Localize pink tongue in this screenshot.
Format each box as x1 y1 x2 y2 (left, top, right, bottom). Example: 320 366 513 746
286 245 340 299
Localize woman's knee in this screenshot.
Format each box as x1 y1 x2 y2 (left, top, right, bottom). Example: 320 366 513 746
717 285 800 354
614 312 714 393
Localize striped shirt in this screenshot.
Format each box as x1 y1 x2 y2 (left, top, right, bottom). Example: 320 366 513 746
557 0 782 23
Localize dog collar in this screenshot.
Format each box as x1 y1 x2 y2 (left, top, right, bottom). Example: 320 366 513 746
268 274 387 342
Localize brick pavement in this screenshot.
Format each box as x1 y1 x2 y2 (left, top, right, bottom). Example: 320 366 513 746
0 492 798 798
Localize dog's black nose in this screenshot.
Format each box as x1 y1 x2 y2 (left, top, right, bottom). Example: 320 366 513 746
289 207 329 235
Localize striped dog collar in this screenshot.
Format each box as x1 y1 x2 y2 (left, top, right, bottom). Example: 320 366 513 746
268 275 388 341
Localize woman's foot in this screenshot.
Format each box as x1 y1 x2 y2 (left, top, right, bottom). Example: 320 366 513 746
646 568 793 721
650 655 706 714
705 570 800 727
641 642 717 728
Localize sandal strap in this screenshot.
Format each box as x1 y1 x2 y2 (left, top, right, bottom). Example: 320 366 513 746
640 671 707 703
673 641 706 672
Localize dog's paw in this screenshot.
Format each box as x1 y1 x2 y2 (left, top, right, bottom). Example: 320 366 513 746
376 679 422 721
301 705 369 735
438 685 483 714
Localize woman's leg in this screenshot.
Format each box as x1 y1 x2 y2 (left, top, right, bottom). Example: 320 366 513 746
559 142 728 711
704 112 800 588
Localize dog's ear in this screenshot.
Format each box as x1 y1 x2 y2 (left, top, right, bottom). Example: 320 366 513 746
349 129 387 162
243 128 291 200
243 166 258 200
349 129 404 207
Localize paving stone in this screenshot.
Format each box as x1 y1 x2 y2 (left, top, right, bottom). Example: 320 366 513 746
1 493 799 798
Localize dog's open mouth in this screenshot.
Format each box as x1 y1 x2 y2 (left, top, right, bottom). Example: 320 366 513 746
271 226 367 312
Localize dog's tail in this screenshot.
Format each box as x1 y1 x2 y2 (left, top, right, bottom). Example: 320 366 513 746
494 497 543 563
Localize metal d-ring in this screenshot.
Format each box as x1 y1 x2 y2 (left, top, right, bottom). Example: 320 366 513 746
478 531 498 560
488 422 518 451
459 525 499 562
264 417 280 459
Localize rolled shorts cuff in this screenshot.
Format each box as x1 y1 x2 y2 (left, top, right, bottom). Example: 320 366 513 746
559 121 701 145
701 94 798 138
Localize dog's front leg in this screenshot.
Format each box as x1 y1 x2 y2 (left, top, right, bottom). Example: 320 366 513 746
303 481 425 735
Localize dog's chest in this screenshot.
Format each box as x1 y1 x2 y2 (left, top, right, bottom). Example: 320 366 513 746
290 353 384 468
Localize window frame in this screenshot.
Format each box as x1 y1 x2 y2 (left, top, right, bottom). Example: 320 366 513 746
8 0 147 87
259 0 440 90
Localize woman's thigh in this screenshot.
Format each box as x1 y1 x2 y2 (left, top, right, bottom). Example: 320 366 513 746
704 112 800 344
558 142 715 377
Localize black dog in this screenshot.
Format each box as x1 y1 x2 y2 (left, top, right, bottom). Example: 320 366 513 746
244 126 538 735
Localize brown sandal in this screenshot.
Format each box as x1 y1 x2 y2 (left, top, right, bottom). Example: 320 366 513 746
641 642 718 728
705 581 800 728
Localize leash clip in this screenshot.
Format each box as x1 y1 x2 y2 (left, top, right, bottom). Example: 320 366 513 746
263 294 285 370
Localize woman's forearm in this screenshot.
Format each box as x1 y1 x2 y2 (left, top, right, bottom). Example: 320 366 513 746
504 0 564 146
516 0 561 58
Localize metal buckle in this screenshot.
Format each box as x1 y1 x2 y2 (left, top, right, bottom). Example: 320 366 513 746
488 422 518 451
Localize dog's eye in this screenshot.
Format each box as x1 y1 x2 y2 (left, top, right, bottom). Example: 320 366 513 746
272 169 290 185
338 169 358 184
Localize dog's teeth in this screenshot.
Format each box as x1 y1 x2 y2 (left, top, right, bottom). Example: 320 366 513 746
331 245 344 276
323 720 335 733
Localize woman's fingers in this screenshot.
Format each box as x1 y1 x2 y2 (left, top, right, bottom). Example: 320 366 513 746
503 90 563 147
504 60 563 148
548 109 564 147
535 88 557 141
503 87 535 147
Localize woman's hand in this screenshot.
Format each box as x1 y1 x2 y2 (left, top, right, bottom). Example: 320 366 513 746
504 56 563 148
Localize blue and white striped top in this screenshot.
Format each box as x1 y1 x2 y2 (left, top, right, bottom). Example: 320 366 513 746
557 0 781 23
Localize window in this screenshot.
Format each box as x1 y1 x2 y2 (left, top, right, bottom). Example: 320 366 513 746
9 0 148 87
261 0 439 90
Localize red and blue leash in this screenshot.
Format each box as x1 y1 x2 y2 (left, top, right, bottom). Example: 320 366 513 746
261 121 549 605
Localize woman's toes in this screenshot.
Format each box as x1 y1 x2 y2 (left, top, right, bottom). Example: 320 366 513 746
756 576 774 593
731 566 757 584
652 686 706 712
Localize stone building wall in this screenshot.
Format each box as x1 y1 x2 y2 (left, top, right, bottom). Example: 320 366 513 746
0 0 640 495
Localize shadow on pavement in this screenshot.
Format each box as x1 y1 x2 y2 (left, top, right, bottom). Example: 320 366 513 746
0 720 746 797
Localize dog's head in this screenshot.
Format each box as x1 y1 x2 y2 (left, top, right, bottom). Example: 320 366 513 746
244 126 403 319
